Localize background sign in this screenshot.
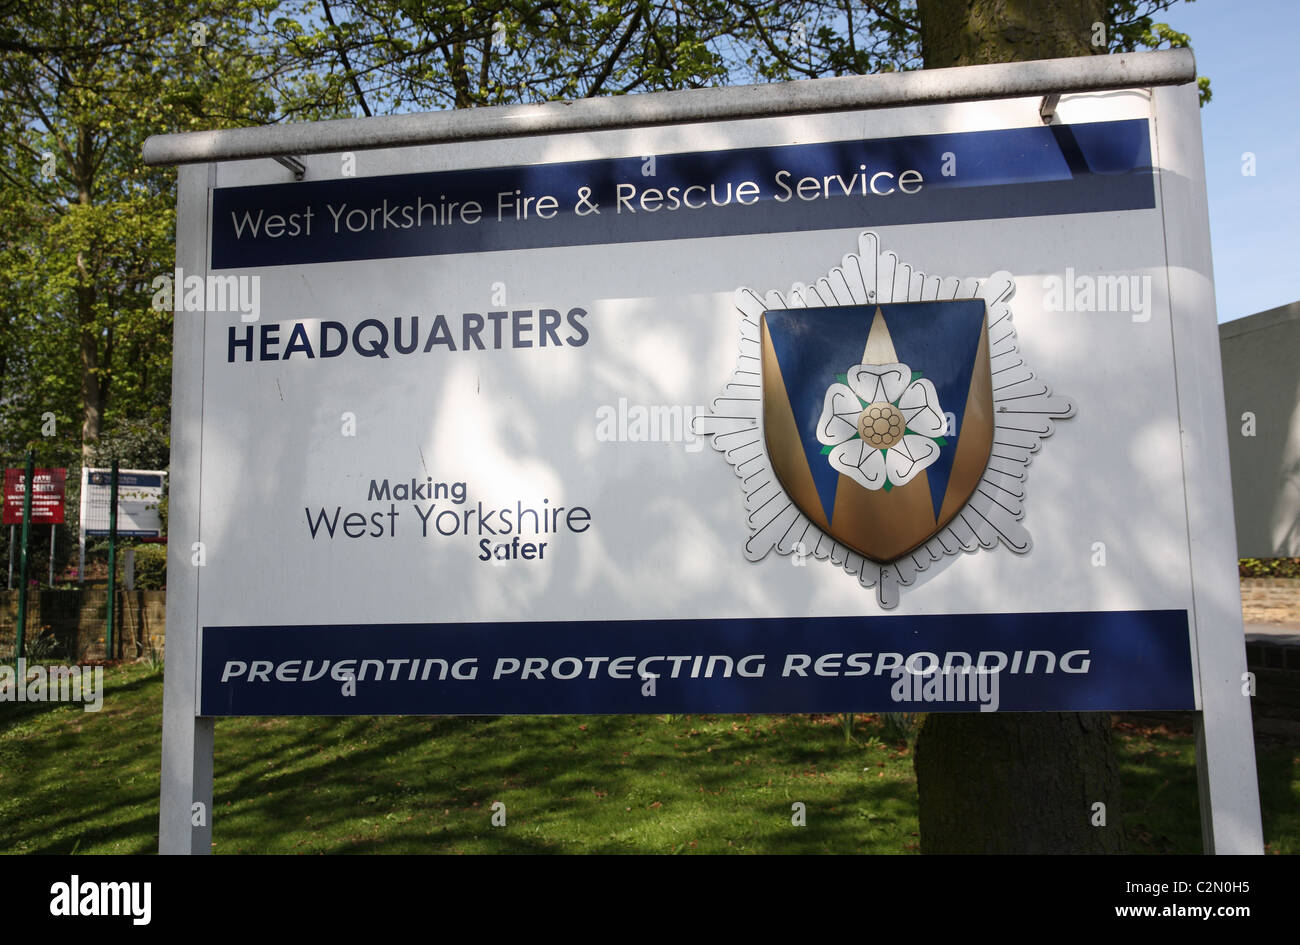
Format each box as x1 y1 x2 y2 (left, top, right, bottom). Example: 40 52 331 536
3 468 66 525
79 468 166 537
179 88 1219 718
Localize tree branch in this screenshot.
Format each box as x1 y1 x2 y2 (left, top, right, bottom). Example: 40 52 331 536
585 6 645 98
321 0 372 116
861 1 919 34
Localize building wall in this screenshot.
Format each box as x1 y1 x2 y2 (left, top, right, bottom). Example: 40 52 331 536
1219 300 1300 557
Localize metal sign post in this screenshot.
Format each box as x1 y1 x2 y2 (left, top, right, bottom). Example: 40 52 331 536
78 467 86 584
15 451 33 658
146 48 1263 855
106 461 119 659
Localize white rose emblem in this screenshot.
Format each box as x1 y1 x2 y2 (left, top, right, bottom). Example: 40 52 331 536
815 361 947 491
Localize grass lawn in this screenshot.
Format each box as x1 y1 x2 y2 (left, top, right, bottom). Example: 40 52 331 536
1 661 1296 854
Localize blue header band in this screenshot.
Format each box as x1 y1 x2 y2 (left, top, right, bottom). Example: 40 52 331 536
211 119 1154 269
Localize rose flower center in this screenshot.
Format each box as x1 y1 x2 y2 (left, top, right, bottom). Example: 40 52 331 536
858 401 905 449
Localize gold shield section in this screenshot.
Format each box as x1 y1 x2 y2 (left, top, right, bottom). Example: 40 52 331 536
830 467 936 561
862 307 897 363
761 317 831 532
760 306 994 565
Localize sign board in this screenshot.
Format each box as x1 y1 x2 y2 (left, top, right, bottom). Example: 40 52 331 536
79 468 166 537
188 95 1208 719
3 468 65 525
154 52 1262 852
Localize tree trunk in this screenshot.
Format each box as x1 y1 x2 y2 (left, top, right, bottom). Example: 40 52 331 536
917 0 1104 67
74 151 107 466
77 265 104 466
914 712 1125 853
912 0 1125 855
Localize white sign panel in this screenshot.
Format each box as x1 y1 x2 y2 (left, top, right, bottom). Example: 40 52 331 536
175 88 1226 719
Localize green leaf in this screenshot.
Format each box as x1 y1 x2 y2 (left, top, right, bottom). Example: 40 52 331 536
934 436 947 447
820 444 834 454
882 480 893 493
835 373 848 385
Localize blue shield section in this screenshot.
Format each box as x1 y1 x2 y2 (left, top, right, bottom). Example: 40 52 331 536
763 300 986 521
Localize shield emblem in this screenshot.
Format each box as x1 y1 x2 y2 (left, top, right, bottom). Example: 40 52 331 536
761 301 994 563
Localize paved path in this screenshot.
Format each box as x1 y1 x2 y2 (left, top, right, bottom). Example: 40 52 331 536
1245 621 1300 646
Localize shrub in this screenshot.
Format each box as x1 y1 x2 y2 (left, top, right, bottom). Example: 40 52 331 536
1239 558 1300 578
25 628 67 664
131 544 168 590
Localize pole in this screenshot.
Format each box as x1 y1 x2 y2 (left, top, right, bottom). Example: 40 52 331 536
49 523 55 587
159 162 215 854
15 451 34 659
78 467 86 585
106 461 119 660
7 524 12 590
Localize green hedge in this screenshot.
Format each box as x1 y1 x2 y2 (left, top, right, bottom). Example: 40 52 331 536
1240 557 1300 579
131 544 168 589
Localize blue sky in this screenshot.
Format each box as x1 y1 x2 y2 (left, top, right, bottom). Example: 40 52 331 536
1166 0 1300 322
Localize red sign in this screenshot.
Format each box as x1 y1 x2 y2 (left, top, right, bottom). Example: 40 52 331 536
3 468 67 525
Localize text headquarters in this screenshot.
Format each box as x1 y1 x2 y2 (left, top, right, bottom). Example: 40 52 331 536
227 307 589 362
